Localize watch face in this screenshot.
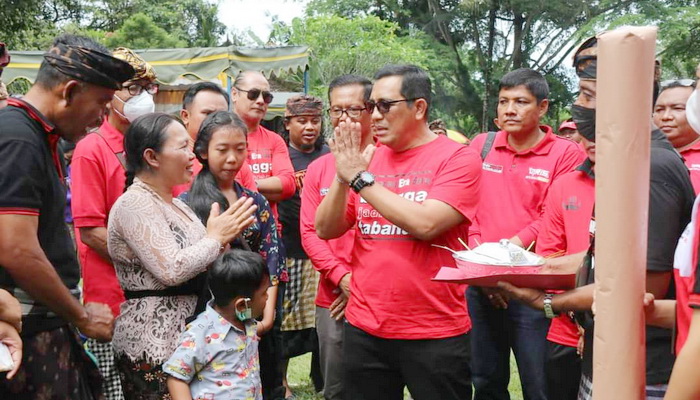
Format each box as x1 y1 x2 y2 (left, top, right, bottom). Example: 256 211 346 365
360 171 374 183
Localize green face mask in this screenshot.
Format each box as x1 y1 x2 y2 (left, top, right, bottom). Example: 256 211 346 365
236 298 253 321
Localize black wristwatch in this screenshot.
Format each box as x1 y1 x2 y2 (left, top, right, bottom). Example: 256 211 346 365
349 170 375 193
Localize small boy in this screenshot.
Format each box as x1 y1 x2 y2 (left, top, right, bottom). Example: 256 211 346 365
164 250 270 400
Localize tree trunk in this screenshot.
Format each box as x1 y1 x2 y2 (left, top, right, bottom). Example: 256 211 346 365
481 1 498 131
512 12 525 69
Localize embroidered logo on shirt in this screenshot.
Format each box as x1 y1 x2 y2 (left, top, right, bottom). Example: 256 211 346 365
563 196 581 211
525 167 551 183
482 162 503 174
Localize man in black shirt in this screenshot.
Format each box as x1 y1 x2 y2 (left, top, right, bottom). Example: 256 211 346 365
498 36 694 399
278 94 328 398
0 34 134 398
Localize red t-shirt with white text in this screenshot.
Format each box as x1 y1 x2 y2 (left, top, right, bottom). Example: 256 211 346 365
246 125 296 222
344 135 481 339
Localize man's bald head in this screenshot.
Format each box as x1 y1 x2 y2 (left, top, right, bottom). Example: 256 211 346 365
232 70 272 131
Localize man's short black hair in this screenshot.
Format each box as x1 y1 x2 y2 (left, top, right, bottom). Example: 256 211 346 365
374 64 431 115
35 34 110 90
209 250 269 308
182 82 230 110
328 74 372 103
657 80 697 97
499 68 549 103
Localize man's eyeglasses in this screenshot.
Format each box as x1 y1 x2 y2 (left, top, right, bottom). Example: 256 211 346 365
660 79 696 89
328 106 367 119
365 98 421 114
125 82 159 96
236 87 274 104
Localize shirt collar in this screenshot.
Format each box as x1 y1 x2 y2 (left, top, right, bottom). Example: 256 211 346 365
678 137 700 154
8 97 64 179
202 301 246 340
7 97 56 134
576 158 595 179
493 125 556 155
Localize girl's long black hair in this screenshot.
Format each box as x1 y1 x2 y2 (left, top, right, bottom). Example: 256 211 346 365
187 110 248 225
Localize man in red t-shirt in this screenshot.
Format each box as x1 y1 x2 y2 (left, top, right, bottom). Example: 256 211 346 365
300 74 373 400
653 80 700 193
232 71 295 215
467 68 584 400
71 47 156 400
173 82 256 195
316 65 481 400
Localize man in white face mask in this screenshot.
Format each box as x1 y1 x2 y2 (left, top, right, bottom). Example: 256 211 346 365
70 47 157 400
686 64 700 138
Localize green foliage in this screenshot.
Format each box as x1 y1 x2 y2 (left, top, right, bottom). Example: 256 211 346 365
6 78 32 96
0 0 79 50
104 13 187 49
86 0 225 47
280 15 432 98
1 0 226 51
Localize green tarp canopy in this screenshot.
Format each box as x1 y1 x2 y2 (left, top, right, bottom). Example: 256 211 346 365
3 45 309 85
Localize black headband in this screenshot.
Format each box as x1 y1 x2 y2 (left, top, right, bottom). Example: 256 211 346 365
43 44 135 90
573 37 598 80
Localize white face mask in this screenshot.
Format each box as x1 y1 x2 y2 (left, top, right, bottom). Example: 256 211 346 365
687 89 700 136
114 91 155 122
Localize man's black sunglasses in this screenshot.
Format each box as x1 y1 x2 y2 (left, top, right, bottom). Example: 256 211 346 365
365 98 421 114
236 87 274 104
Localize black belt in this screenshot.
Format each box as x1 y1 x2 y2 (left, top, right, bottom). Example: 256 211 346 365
124 276 204 300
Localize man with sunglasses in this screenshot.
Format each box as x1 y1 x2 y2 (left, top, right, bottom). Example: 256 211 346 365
315 65 481 400
300 74 373 400
233 71 296 213
653 79 700 192
70 47 157 400
466 68 584 400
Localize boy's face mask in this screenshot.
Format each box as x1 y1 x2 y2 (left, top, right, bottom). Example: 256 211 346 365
235 298 253 321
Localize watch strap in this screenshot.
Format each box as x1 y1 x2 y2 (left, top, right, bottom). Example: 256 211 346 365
543 293 556 319
350 170 374 193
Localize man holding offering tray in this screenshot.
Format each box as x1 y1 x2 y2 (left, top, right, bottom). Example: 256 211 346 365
467 68 584 400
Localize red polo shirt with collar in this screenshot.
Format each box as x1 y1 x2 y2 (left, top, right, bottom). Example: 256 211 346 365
680 141 700 194
469 126 585 247
300 153 354 308
71 120 127 316
536 167 595 347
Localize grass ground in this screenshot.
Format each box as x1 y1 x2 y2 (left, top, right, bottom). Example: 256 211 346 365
286 352 524 400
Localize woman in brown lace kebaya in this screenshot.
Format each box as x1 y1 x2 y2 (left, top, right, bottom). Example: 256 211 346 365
107 113 257 399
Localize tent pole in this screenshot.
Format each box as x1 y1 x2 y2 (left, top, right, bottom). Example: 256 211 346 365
227 75 233 111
